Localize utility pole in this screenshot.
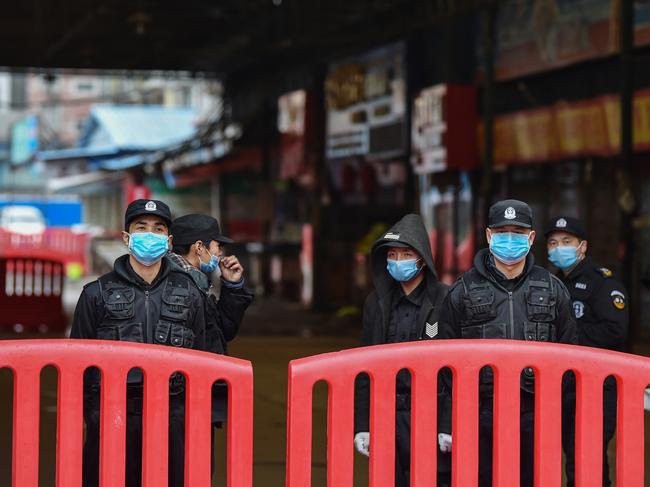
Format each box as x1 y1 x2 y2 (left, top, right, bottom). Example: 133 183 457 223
480 3 497 233
619 0 636 347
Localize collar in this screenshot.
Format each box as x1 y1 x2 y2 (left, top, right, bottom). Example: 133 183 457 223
114 254 168 288
486 253 528 284
168 252 196 273
397 276 427 306
562 256 589 281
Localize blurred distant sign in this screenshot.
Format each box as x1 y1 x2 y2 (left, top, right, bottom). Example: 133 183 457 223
10 115 38 165
482 87 650 166
124 182 151 206
486 0 650 81
411 85 478 174
325 43 406 159
278 90 306 136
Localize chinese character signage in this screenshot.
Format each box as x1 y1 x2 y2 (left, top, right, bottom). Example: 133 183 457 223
325 43 406 159
411 84 478 174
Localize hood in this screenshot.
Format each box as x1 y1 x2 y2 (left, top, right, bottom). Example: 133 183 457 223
370 214 438 297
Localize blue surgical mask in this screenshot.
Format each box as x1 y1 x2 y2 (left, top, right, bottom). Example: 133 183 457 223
200 253 220 274
489 232 530 265
387 258 423 282
127 232 169 266
548 245 579 270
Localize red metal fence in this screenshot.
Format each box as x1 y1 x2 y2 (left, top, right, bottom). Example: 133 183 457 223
2 339 253 487
286 340 650 487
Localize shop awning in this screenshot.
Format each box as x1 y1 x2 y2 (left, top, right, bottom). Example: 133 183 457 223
47 170 125 193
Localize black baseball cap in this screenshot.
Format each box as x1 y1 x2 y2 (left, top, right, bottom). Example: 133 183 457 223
544 216 586 240
488 199 533 229
171 214 234 245
124 199 172 230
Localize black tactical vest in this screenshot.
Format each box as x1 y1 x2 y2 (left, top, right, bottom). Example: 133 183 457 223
97 272 195 348
458 266 558 343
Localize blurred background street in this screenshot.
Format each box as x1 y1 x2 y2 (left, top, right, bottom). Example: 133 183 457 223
0 0 650 484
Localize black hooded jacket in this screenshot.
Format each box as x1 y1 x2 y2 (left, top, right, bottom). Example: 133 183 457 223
354 214 449 433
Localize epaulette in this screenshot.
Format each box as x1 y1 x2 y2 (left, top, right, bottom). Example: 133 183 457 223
598 267 613 278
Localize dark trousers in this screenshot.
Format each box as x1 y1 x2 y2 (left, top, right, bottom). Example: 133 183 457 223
562 387 617 487
478 407 535 487
82 392 186 487
394 407 452 487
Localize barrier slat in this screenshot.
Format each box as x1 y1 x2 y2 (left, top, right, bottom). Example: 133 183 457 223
184 374 212 486
12 366 41 487
56 364 84 487
451 365 479 487
410 368 437 487
228 374 254 487
327 375 355 487
142 371 171 487
534 367 563 487
574 371 604 486
615 377 646 487
369 371 396 487
100 367 128 487
286 363 314 487
492 366 521 487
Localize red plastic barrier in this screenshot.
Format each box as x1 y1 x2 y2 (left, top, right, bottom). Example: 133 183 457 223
1 339 253 487
0 257 67 331
0 228 90 274
286 340 650 487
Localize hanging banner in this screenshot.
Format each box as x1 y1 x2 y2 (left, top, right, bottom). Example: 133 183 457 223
325 43 406 159
484 88 650 166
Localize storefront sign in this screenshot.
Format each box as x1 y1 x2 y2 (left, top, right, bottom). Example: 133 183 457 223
485 88 650 166
411 84 478 174
486 0 650 81
325 43 406 159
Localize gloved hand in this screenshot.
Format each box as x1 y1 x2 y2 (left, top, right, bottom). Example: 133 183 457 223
354 432 370 457
438 433 452 453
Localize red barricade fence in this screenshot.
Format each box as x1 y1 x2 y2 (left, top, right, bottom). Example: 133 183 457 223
0 256 66 331
0 228 90 274
1 339 253 487
285 340 650 487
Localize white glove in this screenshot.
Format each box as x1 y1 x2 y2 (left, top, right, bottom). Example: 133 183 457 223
438 433 452 453
354 432 370 457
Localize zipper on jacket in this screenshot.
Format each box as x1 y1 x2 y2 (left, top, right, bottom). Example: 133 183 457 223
508 291 514 338
144 290 150 343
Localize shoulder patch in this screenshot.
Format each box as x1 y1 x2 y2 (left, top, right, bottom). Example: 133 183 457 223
611 290 626 310
599 267 613 278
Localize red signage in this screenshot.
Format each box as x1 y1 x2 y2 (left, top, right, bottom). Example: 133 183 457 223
482 88 650 166
411 84 478 174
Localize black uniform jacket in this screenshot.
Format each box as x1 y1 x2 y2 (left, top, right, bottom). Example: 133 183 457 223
354 214 449 434
557 257 628 351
